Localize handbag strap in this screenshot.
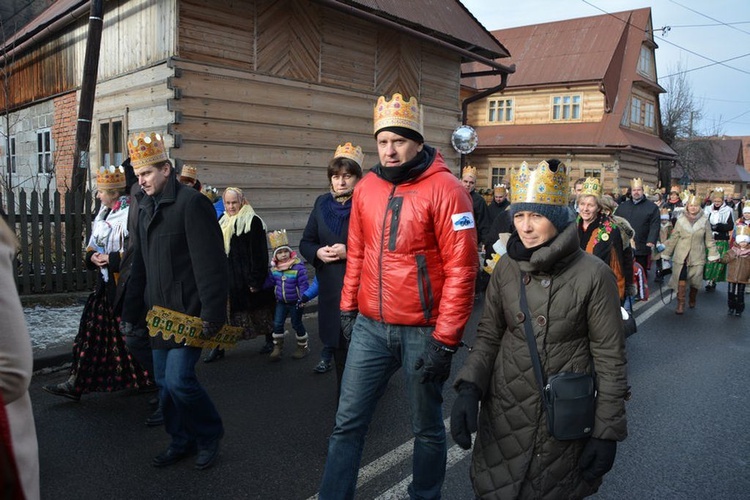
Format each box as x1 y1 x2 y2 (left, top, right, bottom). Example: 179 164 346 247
518 272 547 401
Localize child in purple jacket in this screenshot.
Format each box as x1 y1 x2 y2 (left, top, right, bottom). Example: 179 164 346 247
268 242 309 360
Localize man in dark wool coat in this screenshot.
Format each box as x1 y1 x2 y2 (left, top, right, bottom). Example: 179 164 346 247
615 177 660 278
121 132 227 471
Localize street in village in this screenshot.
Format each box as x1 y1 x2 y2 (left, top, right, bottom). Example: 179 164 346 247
27 279 750 500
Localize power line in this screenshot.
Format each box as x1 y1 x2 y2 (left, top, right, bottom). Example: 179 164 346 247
661 52 750 78
670 21 750 29
580 0 750 77
668 0 750 36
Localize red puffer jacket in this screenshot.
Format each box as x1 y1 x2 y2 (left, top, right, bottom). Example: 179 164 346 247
340 148 478 347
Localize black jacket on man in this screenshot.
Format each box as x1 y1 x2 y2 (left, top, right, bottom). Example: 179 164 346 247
122 172 227 349
470 190 490 245
615 197 660 257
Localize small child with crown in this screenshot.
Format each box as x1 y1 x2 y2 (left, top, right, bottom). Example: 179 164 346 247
267 230 310 360
719 225 750 317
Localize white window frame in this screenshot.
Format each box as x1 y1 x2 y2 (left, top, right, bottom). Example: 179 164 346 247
638 46 655 78
551 95 581 121
630 97 643 125
644 102 655 129
583 169 602 179
37 129 53 174
488 98 514 123
491 167 507 187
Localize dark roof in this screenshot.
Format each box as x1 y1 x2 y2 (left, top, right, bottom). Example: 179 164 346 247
4 0 510 62
680 139 749 182
466 8 675 159
344 0 510 59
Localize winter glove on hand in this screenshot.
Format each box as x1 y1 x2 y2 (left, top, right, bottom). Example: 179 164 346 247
626 283 638 298
201 321 224 339
296 299 304 310
340 311 358 342
119 321 134 336
414 338 456 384
579 438 617 482
450 382 481 450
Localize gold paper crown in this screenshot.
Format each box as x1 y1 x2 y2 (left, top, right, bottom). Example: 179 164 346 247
373 93 423 137
510 160 569 206
580 177 602 198
680 190 700 206
736 225 750 237
334 143 365 167
462 165 478 179
127 132 169 170
96 165 126 190
267 229 289 250
631 178 643 189
180 165 198 180
494 183 507 195
710 187 724 199
659 207 670 216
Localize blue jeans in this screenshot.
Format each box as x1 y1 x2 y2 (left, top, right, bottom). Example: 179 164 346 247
152 347 223 451
318 315 447 500
273 302 306 337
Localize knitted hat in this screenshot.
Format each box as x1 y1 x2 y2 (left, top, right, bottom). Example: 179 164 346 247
510 203 574 233
272 245 293 260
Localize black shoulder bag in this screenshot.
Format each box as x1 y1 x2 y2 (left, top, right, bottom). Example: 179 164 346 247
519 273 596 441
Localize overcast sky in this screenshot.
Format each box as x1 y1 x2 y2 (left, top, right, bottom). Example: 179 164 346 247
462 0 750 137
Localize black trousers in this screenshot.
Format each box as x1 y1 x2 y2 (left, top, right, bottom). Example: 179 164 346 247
728 282 746 312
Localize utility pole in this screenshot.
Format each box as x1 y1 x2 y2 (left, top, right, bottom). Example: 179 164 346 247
70 0 104 207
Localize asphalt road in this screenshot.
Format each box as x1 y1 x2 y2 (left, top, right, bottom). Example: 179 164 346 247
30 280 750 499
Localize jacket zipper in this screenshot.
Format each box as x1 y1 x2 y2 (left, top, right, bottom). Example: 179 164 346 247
379 185 398 320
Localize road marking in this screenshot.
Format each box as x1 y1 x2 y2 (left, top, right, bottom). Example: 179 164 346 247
310 293 669 500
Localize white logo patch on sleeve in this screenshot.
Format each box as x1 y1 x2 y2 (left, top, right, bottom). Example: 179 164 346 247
451 212 475 231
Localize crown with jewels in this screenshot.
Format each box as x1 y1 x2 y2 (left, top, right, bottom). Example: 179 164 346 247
180 165 198 180
630 178 643 189
127 132 169 170
267 229 289 250
494 183 507 195
462 165 478 179
373 93 423 137
510 160 569 206
334 143 365 167
580 177 602 198
96 165 126 190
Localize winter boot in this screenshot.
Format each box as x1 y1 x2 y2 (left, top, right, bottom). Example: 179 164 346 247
688 287 698 309
292 334 310 360
42 374 80 401
270 332 285 361
675 281 687 314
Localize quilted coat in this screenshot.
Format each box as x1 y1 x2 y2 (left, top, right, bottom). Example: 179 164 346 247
454 224 628 499
661 211 719 290
340 145 477 347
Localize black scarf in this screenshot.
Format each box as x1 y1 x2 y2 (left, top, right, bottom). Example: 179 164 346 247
321 193 352 237
373 146 434 185
506 231 557 261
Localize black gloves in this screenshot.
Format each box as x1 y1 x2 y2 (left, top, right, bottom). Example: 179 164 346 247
579 438 617 482
450 382 481 450
119 321 134 336
414 337 457 384
201 321 224 339
340 311 358 342
297 295 310 310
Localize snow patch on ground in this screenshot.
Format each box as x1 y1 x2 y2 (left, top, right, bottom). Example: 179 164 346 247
24 304 82 352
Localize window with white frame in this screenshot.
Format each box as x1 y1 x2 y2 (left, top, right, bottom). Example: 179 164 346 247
488 98 514 123
491 167 507 187
630 97 642 125
638 46 655 78
644 102 655 128
37 129 53 174
100 118 124 167
9 136 16 174
551 95 581 121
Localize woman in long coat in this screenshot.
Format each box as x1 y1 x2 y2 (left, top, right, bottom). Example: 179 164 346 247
661 193 719 314
204 187 275 362
450 160 628 499
299 143 363 393
43 166 151 400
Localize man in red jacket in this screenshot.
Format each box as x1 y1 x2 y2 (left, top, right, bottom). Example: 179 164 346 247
318 94 478 499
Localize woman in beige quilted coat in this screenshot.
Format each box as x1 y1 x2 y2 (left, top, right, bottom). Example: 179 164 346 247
451 160 629 499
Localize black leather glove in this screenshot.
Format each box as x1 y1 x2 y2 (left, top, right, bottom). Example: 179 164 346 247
450 382 481 450
340 311 358 342
414 337 457 384
201 321 224 339
579 438 617 482
119 321 134 336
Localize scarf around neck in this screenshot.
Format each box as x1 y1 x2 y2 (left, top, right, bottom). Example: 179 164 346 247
322 191 353 236
219 204 266 255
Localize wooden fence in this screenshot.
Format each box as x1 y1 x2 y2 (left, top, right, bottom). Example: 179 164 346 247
1 188 99 295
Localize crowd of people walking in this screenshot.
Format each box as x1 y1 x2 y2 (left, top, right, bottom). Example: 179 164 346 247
9 91 748 500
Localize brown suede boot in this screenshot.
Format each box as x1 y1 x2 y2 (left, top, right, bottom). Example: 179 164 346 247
675 281 687 314
688 287 698 308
